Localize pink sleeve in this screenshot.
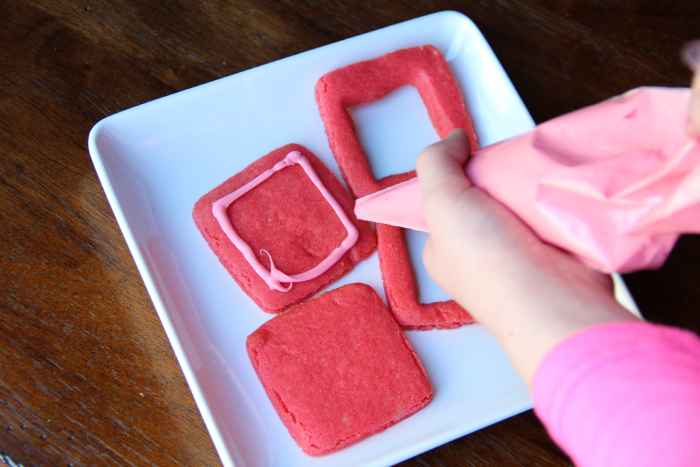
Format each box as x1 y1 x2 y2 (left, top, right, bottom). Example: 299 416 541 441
532 321 700 467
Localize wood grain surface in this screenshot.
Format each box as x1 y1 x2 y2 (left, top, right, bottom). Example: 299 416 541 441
1 1 698 466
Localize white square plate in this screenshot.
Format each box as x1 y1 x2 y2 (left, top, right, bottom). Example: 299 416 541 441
89 11 631 467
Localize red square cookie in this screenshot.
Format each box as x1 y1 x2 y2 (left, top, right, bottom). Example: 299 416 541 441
315 45 476 329
193 144 376 314
246 283 433 456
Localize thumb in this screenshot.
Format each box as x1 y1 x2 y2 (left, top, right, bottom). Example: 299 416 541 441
416 128 473 222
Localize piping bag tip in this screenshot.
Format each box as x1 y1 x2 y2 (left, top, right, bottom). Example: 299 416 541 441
355 178 429 232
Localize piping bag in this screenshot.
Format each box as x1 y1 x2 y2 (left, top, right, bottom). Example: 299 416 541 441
354 87 700 273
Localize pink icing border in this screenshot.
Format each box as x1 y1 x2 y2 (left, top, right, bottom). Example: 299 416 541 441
212 151 359 292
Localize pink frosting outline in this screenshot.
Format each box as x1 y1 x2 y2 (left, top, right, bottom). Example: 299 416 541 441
212 151 359 292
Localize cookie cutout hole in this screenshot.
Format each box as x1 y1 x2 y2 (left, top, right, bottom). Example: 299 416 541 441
348 85 439 180
348 85 449 305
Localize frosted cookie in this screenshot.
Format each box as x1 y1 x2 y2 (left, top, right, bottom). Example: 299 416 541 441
193 144 376 314
246 283 433 456
315 45 476 329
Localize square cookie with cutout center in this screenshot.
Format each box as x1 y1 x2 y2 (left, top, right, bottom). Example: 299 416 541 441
315 46 476 329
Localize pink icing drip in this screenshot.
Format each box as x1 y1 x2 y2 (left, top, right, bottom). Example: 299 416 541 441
212 151 359 292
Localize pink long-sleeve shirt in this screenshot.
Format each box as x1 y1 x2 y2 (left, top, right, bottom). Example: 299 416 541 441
532 321 700 467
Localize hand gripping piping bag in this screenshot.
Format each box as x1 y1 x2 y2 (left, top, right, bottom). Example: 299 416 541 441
355 87 700 273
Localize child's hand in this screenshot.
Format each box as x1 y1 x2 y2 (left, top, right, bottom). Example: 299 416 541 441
416 129 638 386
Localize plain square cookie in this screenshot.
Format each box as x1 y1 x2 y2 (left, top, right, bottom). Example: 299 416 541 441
246 283 433 456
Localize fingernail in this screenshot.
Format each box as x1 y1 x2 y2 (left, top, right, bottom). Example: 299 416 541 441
682 39 700 72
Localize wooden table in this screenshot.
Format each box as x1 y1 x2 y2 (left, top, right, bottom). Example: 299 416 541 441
1 1 698 466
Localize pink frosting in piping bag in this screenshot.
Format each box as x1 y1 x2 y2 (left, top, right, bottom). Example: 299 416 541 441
355 87 700 273
213 151 359 292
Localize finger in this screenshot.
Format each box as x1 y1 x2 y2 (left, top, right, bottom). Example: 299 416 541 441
416 129 472 203
422 236 436 275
